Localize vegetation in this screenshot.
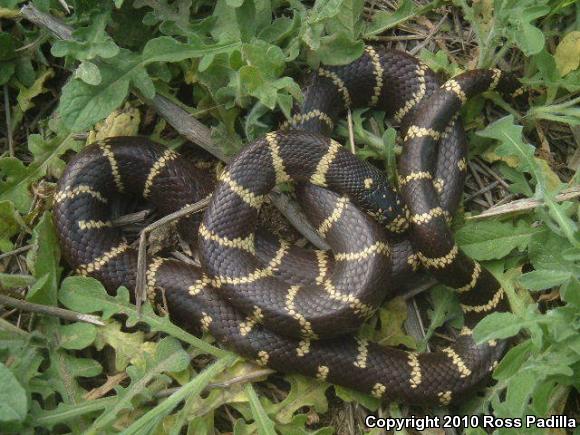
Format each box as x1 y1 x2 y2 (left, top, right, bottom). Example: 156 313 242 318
0 0 578 433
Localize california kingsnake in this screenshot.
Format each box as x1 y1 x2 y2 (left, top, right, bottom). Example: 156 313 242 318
53 46 523 405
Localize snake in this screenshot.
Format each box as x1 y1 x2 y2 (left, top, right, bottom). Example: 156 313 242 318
53 46 523 406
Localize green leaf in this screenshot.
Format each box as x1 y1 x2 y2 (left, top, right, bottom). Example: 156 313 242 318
493 340 533 381
16 68 55 114
505 6 549 56
58 37 239 132
45 350 102 405
554 31 580 76
94 321 145 370
456 220 542 261
74 61 102 85
364 0 414 35
58 277 227 357
244 384 276 435
141 36 239 64
0 273 35 288
25 213 62 305
0 133 77 213
518 270 572 291
0 200 27 252
0 362 28 423
0 32 17 61
121 354 237 435
478 116 536 173
472 312 523 343
51 10 120 61
87 337 192 434
267 375 329 425
58 323 97 350
561 278 580 307
316 31 364 65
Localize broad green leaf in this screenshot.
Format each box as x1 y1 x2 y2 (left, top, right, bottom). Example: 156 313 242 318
554 31 580 76
472 312 523 343
561 278 580 307
0 362 28 423
74 61 101 85
58 323 97 350
518 270 572 291
326 0 363 39
456 220 541 261
58 53 145 132
493 340 533 381
316 31 364 65
335 386 380 411
310 0 344 23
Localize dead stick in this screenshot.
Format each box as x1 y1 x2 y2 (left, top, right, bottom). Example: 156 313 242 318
468 187 580 220
0 293 105 326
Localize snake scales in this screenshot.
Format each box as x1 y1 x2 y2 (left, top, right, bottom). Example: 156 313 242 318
53 46 523 405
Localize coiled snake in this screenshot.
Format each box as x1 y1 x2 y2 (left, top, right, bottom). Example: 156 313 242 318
53 46 523 405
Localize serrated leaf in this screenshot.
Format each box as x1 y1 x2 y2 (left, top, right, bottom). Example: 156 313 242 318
267 375 329 425
456 220 541 261
477 116 535 173
88 336 192 433
0 362 28 423
94 321 145 370
51 11 120 61
16 68 54 114
59 37 239 132
58 277 226 357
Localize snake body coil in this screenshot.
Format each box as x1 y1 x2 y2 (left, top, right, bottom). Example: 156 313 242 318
54 47 522 405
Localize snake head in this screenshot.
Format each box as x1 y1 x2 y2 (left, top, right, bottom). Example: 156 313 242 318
362 183 408 234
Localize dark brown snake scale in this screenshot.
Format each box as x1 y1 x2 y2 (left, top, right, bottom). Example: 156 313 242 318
53 47 523 405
